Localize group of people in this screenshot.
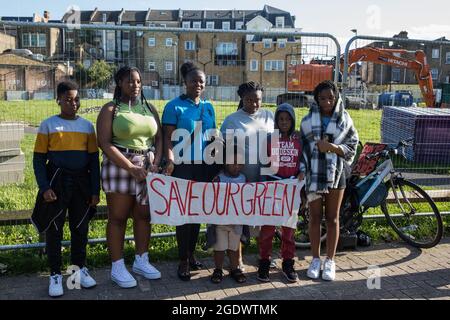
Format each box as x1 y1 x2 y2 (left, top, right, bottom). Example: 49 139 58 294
32 62 358 297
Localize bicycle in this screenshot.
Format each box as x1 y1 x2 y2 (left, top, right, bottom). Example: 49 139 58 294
276 139 444 249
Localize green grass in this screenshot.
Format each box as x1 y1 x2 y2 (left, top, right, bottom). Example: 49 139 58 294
0 99 449 275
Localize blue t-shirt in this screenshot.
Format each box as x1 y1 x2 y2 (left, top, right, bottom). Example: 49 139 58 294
162 95 216 162
321 116 331 133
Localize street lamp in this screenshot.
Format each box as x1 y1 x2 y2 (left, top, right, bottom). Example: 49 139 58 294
351 29 358 90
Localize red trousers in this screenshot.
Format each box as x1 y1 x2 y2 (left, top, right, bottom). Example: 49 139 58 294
258 225 295 260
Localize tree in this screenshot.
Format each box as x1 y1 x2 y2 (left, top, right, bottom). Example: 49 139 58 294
87 60 116 89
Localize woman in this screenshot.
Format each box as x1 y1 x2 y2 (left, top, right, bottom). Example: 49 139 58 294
162 62 217 281
97 66 163 288
299 80 359 281
220 81 275 271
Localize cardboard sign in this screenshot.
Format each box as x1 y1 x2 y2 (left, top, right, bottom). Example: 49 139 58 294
147 174 303 228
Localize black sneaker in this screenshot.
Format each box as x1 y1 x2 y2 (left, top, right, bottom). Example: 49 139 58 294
282 259 298 283
257 259 271 282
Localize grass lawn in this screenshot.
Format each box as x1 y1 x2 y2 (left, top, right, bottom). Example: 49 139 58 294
0 99 449 274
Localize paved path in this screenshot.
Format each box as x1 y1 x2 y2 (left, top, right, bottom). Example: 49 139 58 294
1 238 449 300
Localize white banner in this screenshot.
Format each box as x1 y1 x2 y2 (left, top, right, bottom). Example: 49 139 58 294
147 174 303 228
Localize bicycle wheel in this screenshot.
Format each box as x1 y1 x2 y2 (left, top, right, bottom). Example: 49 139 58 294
381 178 443 248
275 206 327 248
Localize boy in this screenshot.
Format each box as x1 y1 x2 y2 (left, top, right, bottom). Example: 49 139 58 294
32 81 100 297
258 103 302 283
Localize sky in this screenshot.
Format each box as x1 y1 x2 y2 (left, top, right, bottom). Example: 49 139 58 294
2 0 450 45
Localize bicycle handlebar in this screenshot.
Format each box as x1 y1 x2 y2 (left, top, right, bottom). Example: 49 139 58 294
365 137 413 160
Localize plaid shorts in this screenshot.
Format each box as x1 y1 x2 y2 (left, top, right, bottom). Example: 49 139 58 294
101 151 151 205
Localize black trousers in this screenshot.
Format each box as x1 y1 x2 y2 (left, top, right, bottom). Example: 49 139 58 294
172 162 219 261
45 175 91 275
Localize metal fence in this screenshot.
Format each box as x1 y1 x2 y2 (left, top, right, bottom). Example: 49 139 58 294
0 21 345 249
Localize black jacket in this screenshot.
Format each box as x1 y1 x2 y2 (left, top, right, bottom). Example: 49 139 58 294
31 164 95 233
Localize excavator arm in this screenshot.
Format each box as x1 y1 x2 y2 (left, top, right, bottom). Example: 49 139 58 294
342 47 436 107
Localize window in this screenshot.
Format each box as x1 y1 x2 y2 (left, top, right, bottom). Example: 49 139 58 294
264 60 284 71
193 21 201 29
160 23 167 28
30 34 38 47
182 21 190 29
446 52 450 64
122 40 130 52
290 59 297 66
276 16 285 28
206 75 219 86
148 62 156 71
206 21 215 30
277 39 287 49
216 42 238 55
236 21 244 30
263 39 272 49
22 34 30 47
431 68 439 80
136 24 144 37
166 38 173 47
432 48 440 59
392 68 401 82
185 41 196 51
148 37 156 47
222 21 230 30
250 59 259 71
38 34 46 47
151 80 159 87
165 61 173 71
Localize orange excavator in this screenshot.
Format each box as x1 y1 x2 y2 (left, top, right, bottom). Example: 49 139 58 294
278 46 436 108
345 47 436 107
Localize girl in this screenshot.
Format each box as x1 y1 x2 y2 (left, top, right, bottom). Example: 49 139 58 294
299 80 359 281
97 67 163 288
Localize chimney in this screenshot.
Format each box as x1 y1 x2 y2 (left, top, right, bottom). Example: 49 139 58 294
43 11 50 22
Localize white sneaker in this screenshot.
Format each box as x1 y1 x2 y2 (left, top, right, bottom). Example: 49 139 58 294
306 258 322 279
78 267 96 288
322 258 336 281
111 259 137 288
132 252 161 280
48 274 64 297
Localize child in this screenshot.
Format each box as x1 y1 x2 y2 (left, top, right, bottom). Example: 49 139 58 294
206 147 248 284
300 80 358 281
257 103 302 283
31 81 100 297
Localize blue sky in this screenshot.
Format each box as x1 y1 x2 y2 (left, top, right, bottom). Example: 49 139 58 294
2 0 450 42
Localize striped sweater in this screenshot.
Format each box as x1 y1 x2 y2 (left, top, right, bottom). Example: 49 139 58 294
33 115 100 195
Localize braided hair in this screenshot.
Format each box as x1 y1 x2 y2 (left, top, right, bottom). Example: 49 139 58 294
313 80 339 106
113 66 159 118
180 61 204 83
236 81 264 110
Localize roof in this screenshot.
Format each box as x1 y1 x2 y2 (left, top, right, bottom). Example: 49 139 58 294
147 10 179 21
263 5 289 14
91 11 121 23
121 10 148 23
1 16 33 22
0 53 50 67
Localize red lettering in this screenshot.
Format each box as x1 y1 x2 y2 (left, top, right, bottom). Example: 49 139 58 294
271 182 283 216
215 183 230 216
148 178 168 215
261 182 273 216
282 184 297 217
253 182 267 215
168 181 186 216
228 183 241 216
241 183 254 216
202 182 215 215
187 181 200 216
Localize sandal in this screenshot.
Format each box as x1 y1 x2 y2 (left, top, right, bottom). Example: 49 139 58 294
230 268 247 283
189 258 204 270
210 268 224 284
177 262 191 281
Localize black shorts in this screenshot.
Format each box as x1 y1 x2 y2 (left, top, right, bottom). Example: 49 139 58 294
335 172 346 189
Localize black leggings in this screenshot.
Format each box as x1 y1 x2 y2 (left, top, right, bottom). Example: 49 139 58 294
172 163 218 261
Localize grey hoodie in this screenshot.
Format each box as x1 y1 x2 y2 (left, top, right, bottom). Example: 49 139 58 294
274 103 296 136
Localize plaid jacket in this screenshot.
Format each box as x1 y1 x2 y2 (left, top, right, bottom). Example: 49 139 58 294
299 99 359 193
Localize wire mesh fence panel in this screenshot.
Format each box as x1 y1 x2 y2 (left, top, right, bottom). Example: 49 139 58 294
0 20 343 247
342 35 450 202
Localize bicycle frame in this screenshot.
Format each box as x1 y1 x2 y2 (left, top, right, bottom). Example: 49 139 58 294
355 158 394 207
